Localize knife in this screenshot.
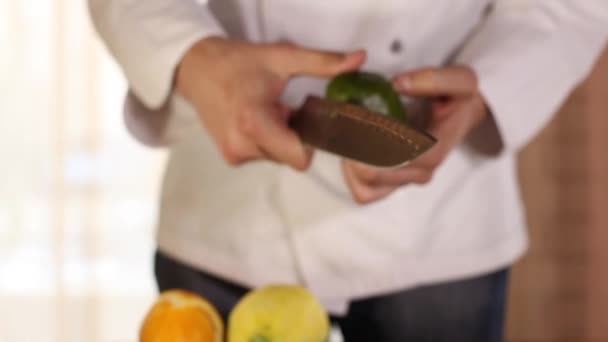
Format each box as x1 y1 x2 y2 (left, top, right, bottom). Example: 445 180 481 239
290 96 436 167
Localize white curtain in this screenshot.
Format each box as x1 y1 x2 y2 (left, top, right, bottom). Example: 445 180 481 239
0 1 166 341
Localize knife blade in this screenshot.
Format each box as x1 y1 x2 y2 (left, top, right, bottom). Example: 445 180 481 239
290 96 436 167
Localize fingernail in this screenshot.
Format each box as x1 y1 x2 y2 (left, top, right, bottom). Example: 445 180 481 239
347 49 366 63
399 76 412 90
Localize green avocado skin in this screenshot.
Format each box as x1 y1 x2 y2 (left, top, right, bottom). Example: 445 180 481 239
325 71 408 123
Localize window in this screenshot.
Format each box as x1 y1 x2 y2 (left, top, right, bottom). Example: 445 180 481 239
0 1 165 341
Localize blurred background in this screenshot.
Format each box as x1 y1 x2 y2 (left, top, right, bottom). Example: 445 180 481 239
0 1 163 341
0 1 606 342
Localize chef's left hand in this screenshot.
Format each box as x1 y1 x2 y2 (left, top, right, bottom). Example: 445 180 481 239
343 66 489 204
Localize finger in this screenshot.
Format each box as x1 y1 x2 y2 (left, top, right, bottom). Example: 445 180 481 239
387 167 433 185
342 161 395 204
272 103 314 163
270 45 366 79
345 161 384 185
392 65 477 97
304 145 315 162
248 133 310 165
219 132 265 166
348 161 433 186
431 96 458 119
239 105 312 170
275 102 292 120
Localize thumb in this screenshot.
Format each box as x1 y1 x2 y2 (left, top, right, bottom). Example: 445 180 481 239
270 45 366 78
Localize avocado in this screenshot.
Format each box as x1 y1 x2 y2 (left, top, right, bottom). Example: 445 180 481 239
326 71 408 123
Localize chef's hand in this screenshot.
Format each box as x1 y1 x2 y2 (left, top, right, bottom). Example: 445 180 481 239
176 37 365 170
342 66 488 204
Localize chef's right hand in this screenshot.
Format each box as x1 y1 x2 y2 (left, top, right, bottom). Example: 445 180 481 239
176 37 366 170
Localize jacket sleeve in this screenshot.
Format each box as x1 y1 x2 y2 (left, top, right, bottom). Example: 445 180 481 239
456 0 608 155
88 0 225 145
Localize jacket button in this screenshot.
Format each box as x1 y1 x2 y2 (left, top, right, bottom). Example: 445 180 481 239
390 39 403 54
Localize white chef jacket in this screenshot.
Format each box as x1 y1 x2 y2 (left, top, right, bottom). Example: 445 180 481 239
89 0 608 314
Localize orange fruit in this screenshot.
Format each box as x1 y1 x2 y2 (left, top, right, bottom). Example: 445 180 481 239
140 289 223 342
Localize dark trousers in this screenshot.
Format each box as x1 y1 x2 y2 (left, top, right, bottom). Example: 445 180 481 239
155 250 509 342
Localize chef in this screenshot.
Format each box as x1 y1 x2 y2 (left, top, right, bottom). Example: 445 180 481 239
89 1 608 341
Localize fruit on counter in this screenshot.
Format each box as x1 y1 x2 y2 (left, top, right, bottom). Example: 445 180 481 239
326 71 408 123
140 289 223 342
228 285 330 342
